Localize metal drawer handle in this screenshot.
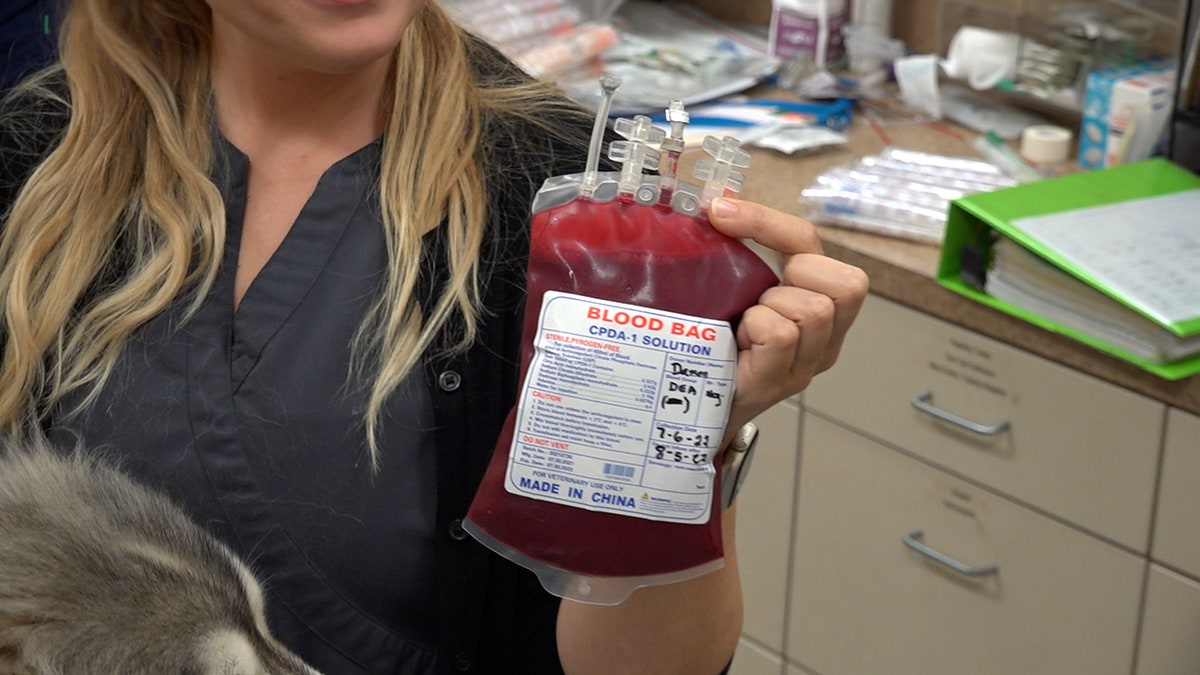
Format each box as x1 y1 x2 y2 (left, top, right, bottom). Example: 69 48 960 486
903 530 999 578
911 391 1010 436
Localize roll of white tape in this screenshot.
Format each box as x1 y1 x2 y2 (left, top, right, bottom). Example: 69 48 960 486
1020 125 1073 164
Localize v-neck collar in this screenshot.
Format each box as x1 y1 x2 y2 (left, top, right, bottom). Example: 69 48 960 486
212 132 383 390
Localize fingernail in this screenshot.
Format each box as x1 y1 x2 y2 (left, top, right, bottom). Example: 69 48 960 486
710 198 738 218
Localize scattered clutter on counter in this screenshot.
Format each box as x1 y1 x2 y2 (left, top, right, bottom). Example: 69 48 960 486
562 2 778 113
445 0 1198 379
449 0 781 113
799 148 1016 244
447 0 1187 249
939 85 1053 139
1020 125 1074 164
644 97 853 151
442 0 625 79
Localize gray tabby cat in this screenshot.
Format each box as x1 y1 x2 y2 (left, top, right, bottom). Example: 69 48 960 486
0 442 319 675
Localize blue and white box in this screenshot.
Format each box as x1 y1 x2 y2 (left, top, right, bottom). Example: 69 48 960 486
1079 60 1175 169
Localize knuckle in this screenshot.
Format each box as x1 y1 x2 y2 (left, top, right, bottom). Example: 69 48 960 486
799 294 836 326
741 200 775 231
762 313 801 344
781 218 821 254
798 224 821 252
740 303 773 326
840 264 870 298
782 254 807 280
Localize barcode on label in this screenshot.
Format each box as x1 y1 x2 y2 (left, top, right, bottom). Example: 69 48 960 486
603 463 635 479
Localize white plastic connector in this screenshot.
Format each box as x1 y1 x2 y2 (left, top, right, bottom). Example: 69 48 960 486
657 100 689 207
661 100 689 155
693 135 752 210
609 115 665 201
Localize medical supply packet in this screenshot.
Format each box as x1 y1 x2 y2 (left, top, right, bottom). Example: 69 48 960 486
464 79 779 604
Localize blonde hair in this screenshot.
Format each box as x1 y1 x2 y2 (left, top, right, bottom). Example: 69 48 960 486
0 0 590 463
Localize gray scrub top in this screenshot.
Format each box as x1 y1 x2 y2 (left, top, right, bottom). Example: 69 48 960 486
50 134 443 671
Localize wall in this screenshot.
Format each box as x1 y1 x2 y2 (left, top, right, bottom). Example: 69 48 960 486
684 0 773 26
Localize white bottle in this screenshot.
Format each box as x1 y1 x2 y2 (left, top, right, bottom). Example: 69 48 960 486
845 0 895 73
850 0 892 37
769 0 848 68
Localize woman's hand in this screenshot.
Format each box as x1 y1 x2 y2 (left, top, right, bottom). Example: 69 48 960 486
708 197 869 435
557 198 867 675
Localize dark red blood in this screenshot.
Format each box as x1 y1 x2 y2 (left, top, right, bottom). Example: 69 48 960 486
466 197 779 577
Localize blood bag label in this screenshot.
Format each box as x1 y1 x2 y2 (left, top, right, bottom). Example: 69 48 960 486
505 291 737 523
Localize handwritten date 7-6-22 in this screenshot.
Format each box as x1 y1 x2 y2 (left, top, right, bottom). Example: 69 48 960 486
655 426 713 447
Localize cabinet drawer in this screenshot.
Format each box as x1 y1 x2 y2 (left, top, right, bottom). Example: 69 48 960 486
805 294 1163 551
1136 565 1200 675
1153 409 1200 577
788 414 1144 675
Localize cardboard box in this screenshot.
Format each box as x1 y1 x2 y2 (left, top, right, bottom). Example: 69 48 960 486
1079 60 1174 169
1106 71 1176 166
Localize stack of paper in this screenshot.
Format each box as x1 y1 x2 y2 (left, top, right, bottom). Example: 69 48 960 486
987 235 1200 364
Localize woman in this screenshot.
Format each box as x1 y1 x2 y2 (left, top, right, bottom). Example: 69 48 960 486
0 1 55 93
0 0 867 673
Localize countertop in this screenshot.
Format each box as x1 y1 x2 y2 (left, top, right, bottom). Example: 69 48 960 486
707 93 1200 416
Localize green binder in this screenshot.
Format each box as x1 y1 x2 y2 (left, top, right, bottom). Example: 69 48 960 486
938 158 1200 380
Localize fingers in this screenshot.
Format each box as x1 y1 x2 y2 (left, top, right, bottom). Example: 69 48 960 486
707 198 869 431
779 253 869 371
708 198 823 256
761 284 838 376
734 289 835 408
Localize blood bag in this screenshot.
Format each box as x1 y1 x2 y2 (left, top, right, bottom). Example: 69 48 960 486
464 78 779 604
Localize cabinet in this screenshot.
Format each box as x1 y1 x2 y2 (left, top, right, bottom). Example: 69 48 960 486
1136 565 1200 674
731 294 1200 674
736 396 801 655
789 415 1143 674
802 294 1163 552
1153 409 1200 578
1136 409 1200 675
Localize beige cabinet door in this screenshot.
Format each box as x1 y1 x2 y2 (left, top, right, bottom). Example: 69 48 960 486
1153 409 1200 578
731 637 785 675
787 414 1145 675
804 295 1163 551
1137 565 1200 675
737 398 802 653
